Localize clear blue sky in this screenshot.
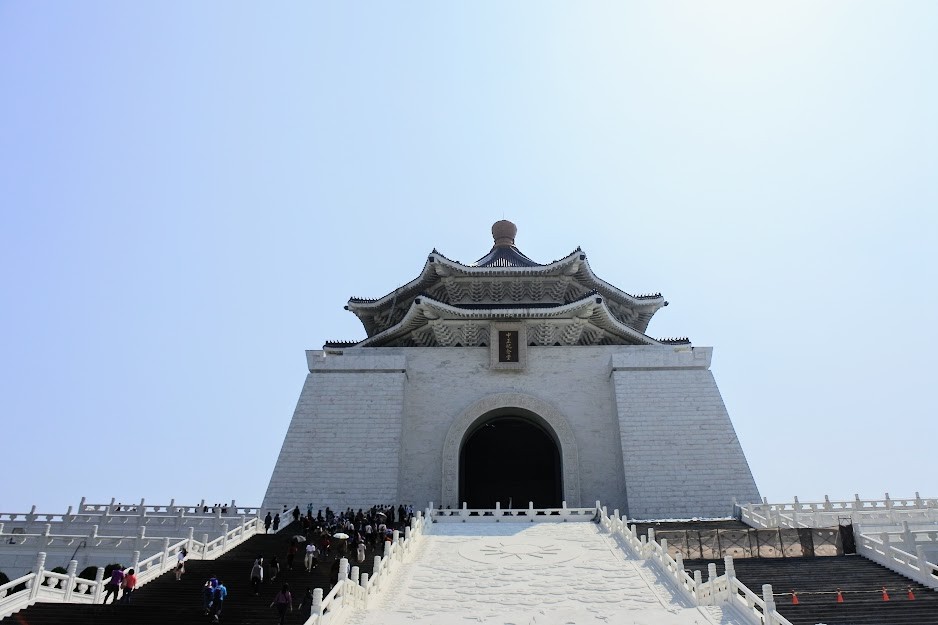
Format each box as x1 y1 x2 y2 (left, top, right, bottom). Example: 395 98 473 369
2 2 935 513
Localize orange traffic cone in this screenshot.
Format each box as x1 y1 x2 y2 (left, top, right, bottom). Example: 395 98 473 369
882 587 890 601
836 589 844 603
791 591 799 605
908 587 916 601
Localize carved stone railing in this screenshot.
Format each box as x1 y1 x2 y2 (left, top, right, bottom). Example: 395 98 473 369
599 507 794 625
1 498 259 539
429 500 596 523
737 495 938 590
302 509 431 625
855 527 938 589
738 493 938 530
0 515 263 620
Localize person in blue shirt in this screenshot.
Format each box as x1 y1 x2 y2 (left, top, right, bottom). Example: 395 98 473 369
210 581 227 622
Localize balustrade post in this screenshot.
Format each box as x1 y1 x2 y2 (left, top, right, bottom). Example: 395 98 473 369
188 527 195 554
762 584 777 625
693 570 702 604
562 501 567 509
78 496 86 512
135 525 146 554
92 566 105 604
338 557 349 582
44 523 52 537
676 553 685 578
392 529 400 545
404 527 411 542
824 495 832 511
794 496 801 512
221 523 229 552
360 573 369 606
161 537 171 571
350 565 359 584
201 533 209 558
91 524 98 539
854 494 861 510
139 498 146 517
312 587 323 620
108 497 116 515
902 521 915 551
30 552 46 599
724 556 735 603
131 550 140 573
384 540 392 559
661 539 669 559
62 560 78 602
915 491 923 507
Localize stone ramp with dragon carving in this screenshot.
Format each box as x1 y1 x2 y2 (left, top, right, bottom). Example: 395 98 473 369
348 521 745 625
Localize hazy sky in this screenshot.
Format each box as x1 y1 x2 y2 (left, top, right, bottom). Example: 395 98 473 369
2 2 935 513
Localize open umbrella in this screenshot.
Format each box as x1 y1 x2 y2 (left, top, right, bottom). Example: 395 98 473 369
375 512 387 519
292 535 307 543
332 532 350 540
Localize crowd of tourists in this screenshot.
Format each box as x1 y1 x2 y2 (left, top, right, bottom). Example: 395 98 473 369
199 502 415 623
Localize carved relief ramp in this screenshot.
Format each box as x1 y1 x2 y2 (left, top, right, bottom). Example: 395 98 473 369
350 522 743 625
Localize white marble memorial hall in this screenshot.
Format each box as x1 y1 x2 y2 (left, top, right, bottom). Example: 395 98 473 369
263 222 760 519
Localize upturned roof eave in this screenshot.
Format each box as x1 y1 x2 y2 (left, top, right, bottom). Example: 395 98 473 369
352 294 665 348
345 248 667 314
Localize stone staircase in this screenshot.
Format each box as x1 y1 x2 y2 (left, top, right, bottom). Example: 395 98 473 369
683 556 938 625
8 522 380 625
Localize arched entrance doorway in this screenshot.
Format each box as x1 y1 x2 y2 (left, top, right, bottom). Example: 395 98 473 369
459 416 562 508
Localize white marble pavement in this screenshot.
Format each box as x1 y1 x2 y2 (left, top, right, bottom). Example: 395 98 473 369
349 522 743 625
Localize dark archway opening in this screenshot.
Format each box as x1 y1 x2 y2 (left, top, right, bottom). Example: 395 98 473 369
459 416 562 509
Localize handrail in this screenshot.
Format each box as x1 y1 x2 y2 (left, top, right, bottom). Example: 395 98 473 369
303 508 433 625
598 507 794 625
0 514 262 620
738 494 938 530
429 502 597 522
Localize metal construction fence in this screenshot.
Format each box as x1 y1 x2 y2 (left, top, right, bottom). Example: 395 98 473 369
657 527 844 559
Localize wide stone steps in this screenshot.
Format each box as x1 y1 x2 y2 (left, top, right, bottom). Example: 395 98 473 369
10 522 381 625
683 556 938 625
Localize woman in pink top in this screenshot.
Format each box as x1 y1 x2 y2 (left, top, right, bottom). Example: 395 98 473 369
120 568 137 603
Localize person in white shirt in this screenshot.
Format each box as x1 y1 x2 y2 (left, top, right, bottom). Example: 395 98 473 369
304 542 318 572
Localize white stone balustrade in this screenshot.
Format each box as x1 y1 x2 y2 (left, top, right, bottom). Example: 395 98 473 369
428 500 597 523
598 508 795 625
1 497 258 540
738 493 938 529
302 509 431 625
737 495 938 590
0 514 264 620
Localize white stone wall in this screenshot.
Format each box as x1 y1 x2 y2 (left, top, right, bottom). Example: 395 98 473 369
261 353 406 515
263 345 760 519
612 346 761 518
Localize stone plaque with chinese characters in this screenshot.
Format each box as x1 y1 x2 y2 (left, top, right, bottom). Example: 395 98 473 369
490 323 526 370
